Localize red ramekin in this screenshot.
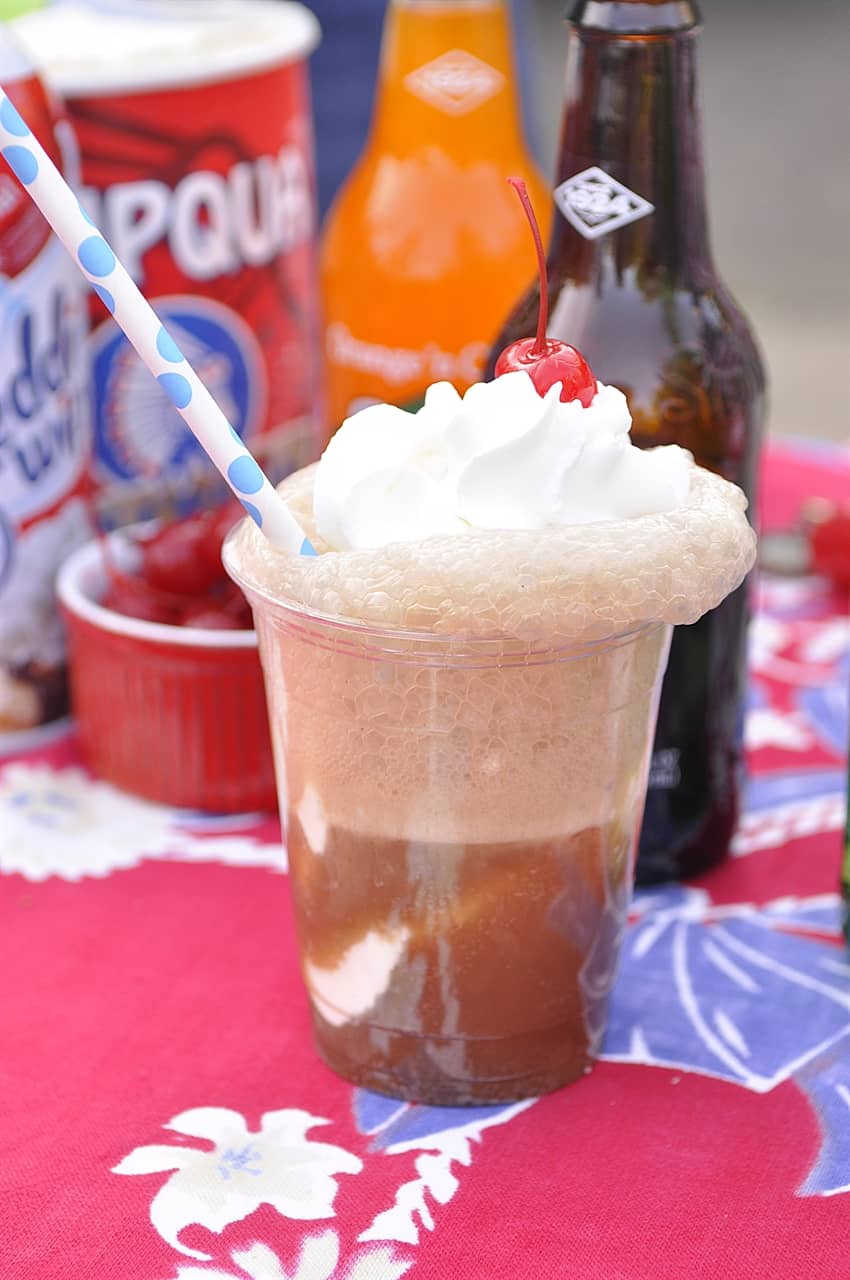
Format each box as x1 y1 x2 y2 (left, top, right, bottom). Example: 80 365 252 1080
57 531 276 813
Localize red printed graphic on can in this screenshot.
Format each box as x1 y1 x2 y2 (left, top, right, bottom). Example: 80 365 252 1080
67 52 321 526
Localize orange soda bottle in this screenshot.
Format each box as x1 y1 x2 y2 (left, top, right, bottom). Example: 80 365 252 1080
320 0 550 439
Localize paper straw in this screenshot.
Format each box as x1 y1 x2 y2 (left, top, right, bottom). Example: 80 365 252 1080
0 87 316 556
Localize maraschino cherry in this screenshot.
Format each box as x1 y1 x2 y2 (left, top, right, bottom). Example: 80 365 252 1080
97 500 253 630
809 502 850 590
495 177 597 407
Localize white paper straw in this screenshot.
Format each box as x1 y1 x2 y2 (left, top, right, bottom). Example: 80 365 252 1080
0 86 315 556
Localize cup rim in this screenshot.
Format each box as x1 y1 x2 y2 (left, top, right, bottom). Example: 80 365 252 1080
15 0 321 97
58 531 258 651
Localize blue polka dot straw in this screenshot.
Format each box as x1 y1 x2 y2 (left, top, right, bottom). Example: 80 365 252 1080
0 87 315 557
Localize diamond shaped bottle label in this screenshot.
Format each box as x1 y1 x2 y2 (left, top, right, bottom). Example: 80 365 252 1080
404 49 505 117
554 166 654 240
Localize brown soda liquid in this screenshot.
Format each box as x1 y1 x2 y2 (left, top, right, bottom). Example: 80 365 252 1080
490 0 765 883
287 815 632 1104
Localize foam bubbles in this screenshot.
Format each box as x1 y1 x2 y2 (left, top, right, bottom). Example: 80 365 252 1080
227 458 755 845
231 456 756 646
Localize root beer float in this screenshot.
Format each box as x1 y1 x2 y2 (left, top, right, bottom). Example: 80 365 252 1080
225 185 756 1103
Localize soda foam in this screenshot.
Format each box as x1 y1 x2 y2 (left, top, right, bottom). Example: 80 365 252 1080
232 454 755 646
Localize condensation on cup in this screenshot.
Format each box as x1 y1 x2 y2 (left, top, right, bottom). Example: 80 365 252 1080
0 26 92 743
14 0 322 529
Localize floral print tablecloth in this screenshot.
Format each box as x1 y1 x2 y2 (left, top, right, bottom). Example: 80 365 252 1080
2 441 849 1280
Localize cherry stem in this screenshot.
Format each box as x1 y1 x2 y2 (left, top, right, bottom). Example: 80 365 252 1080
507 176 548 356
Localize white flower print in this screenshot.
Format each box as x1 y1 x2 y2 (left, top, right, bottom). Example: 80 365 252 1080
731 794 847 858
799 617 850 665
113 1108 364 1260
164 1233 411 1280
744 707 814 751
0 763 282 881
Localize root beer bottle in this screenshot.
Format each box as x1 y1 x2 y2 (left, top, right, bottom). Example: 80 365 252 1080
493 0 765 882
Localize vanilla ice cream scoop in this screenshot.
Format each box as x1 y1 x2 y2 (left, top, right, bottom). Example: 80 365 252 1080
313 372 691 551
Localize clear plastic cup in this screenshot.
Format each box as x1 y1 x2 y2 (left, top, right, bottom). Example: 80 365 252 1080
225 528 670 1103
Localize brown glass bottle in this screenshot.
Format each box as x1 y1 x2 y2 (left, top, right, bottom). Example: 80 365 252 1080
491 0 765 883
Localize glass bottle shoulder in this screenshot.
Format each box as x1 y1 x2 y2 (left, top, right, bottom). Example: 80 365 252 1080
322 146 551 281
546 267 765 480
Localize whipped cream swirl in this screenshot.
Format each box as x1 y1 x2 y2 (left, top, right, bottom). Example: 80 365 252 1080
314 372 690 551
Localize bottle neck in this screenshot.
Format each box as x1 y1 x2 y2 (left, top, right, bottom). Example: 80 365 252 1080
369 0 525 154
550 12 714 284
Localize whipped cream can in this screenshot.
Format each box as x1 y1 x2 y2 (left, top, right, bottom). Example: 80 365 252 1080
15 0 322 528
0 28 92 743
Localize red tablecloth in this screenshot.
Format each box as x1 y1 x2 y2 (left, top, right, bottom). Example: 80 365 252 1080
2 441 849 1280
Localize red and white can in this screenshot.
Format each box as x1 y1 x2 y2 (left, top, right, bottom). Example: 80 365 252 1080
0 27 92 741
15 0 322 528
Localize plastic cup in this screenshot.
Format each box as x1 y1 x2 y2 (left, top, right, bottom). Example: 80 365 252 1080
225 526 670 1103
